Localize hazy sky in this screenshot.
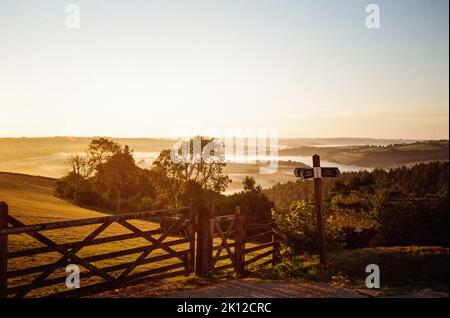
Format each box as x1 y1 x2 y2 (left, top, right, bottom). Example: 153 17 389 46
0 0 448 139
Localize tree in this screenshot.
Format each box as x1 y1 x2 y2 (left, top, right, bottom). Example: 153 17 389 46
101 145 136 212
85 138 121 203
86 137 121 176
242 176 256 192
152 136 231 193
68 154 88 177
176 180 204 211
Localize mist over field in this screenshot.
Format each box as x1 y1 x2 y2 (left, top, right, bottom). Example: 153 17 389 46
0 137 447 193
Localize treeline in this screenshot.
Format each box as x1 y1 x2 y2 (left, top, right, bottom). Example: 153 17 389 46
55 137 274 224
265 161 448 208
270 161 449 252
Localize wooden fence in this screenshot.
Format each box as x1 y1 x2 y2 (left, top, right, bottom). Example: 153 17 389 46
0 201 279 298
196 206 280 276
0 202 195 298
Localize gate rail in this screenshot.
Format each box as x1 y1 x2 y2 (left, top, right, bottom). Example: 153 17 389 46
0 201 279 298
196 206 280 276
0 202 194 298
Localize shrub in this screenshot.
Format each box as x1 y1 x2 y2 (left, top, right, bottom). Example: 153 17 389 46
272 200 345 255
376 192 449 246
73 189 97 206
266 247 449 290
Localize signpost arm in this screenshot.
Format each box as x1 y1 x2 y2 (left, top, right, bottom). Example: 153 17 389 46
313 154 327 265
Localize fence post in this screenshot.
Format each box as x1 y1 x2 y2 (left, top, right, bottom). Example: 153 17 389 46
0 202 8 298
234 207 245 273
195 205 213 277
272 222 280 266
188 208 196 274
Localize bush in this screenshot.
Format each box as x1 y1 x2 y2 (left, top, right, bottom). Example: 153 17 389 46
327 246 449 288
272 200 345 255
376 192 449 246
73 188 97 206
266 246 449 290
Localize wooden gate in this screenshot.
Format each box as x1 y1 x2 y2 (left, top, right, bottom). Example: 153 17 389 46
195 206 280 276
0 202 278 297
0 202 195 298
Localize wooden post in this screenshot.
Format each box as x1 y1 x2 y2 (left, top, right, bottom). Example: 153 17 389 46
234 207 245 273
0 201 8 298
195 205 213 277
272 222 280 266
313 154 327 265
188 208 196 274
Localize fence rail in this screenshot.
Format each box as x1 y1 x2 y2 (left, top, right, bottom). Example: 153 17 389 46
0 202 194 298
0 201 280 298
195 206 280 275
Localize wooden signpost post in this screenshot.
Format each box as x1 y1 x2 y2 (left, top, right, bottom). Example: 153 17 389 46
294 154 340 265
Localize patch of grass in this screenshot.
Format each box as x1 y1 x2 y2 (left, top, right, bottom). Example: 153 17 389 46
258 247 449 292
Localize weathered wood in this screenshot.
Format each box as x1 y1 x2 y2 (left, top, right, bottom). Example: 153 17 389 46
214 263 235 272
211 219 235 267
244 241 273 254
214 215 235 221
245 223 272 229
3 205 194 298
214 220 237 269
10 218 115 298
0 202 7 298
258 258 274 267
188 208 196 273
7 251 190 294
234 207 245 273
245 230 272 241
7 239 189 278
213 253 236 262
46 269 188 298
195 205 213 277
313 154 327 265
8 228 163 259
272 224 280 266
244 250 273 266
0 207 190 235
126 262 186 281
213 242 235 250
116 215 188 280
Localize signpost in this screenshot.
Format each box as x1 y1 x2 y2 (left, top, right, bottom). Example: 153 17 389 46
293 154 340 265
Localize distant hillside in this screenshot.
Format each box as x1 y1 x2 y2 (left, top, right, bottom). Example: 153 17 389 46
0 171 107 224
0 137 175 163
279 140 449 168
0 137 176 177
278 137 418 148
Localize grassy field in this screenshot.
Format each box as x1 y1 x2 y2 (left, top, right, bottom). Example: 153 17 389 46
0 171 271 297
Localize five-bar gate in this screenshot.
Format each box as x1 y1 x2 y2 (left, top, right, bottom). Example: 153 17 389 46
0 201 279 298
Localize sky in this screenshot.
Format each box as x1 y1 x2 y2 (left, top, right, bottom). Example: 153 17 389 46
0 0 448 139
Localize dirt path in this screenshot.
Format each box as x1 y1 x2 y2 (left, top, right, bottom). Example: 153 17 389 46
95 279 449 298
161 280 365 298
